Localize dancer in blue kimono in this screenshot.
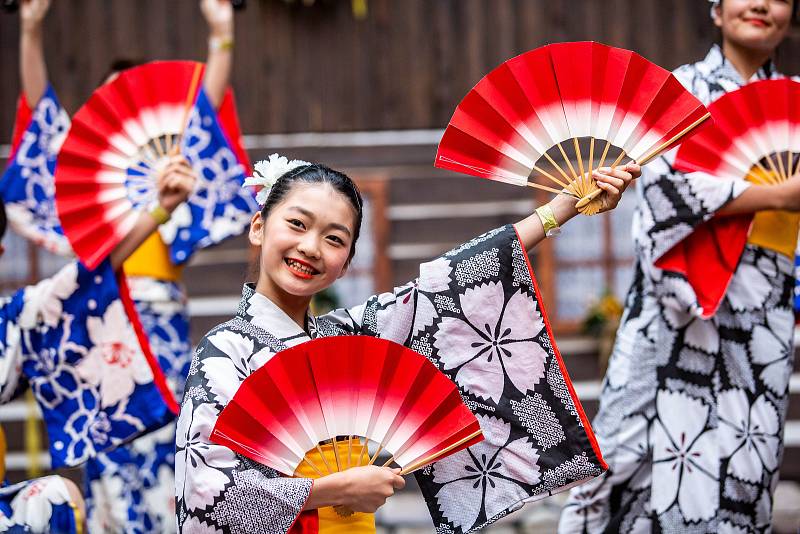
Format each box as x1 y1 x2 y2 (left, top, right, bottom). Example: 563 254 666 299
2 1 258 531
0 156 197 532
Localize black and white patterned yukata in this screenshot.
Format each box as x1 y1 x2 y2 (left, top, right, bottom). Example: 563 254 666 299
559 45 795 534
177 225 607 533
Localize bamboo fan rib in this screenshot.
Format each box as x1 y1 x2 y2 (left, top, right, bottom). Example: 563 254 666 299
435 41 711 215
55 61 205 270
210 336 484 481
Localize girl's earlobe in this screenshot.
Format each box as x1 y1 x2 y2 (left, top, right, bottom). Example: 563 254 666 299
248 212 264 246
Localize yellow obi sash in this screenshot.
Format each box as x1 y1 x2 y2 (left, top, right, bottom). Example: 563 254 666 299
745 168 800 259
747 210 800 259
294 441 376 534
123 232 184 282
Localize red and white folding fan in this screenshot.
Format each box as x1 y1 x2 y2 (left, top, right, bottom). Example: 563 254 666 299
210 336 484 478
657 78 800 317
54 60 207 270
435 41 711 214
673 78 800 183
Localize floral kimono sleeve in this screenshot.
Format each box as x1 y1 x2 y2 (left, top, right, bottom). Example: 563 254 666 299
637 155 751 266
176 323 313 533
0 291 26 404
161 88 259 265
0 85 72 256
16 259 173 468
319 225 607 533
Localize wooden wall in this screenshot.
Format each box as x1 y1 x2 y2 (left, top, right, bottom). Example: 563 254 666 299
1 0 799 137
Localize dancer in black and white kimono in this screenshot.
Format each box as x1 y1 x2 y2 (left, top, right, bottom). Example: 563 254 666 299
559 1 800 532
176 155 640 533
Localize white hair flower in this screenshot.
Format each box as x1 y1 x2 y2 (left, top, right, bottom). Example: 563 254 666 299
244 153 311 206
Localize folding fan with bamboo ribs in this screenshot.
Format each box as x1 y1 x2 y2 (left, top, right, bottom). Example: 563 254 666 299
211 336 484 481
657 78 800 317
54 60 216 270
435 41 711 214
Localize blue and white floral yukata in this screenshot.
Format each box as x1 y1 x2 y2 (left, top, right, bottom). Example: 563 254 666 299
1 81 257 533
0 476 81 533
0 256 175 533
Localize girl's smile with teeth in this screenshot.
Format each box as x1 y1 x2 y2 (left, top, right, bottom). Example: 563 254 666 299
285 257 319 278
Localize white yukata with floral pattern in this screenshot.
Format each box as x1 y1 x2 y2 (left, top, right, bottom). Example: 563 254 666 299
177 225 606 533
559 45 796 534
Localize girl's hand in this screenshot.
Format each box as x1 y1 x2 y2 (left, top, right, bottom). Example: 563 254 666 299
593 162 641 213
201 0 234 38
20 0 51 32
337 466 406 513
157 156 197 213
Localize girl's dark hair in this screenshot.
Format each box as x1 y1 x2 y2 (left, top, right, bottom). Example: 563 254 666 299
260 163 364 261
100 58 143 86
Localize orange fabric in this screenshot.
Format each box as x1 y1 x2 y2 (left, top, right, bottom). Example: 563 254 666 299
122 232 184 282
293 441 376 534
747 209 800 259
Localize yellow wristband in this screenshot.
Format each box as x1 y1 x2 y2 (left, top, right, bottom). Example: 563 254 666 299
209 35 234 52
535 204 561 237
149 204 171 225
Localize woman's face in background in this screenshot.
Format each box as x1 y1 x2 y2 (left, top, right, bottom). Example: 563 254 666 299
713 0 794 54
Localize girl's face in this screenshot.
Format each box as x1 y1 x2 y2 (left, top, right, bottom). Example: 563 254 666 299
249 182 357 302
713 0 793 54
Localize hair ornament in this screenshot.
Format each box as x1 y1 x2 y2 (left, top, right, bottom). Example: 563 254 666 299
708 0 719 18
245 153 311 206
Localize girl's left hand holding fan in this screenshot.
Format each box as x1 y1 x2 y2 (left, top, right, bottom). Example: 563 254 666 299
109 156 197 269
515 163 641 252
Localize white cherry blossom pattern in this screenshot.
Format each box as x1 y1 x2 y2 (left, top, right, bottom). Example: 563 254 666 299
87 472 128 533
76 300 154 407
718 390 781 483
433 281 547 403
432 415 541 530
180 516 224 534
18 262 79 328
725 263 772 312
175 401 237 512
652 390 718 522
202 329 256 404
377 280 438 344
418 257 453 293
685 316 720 354
749 307 794 395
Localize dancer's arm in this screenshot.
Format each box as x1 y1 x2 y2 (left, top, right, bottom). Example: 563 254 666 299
718 173 800 215
515 163 640 252
109 156 197 269
201 0 234 109
304 466 405 512
19 0 50 107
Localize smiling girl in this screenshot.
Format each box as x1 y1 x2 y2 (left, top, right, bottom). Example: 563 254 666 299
176 155 638 533
559 1 800 532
